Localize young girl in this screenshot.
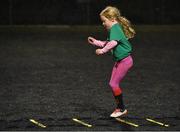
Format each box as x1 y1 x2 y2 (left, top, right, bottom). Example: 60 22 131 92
88 6 135 118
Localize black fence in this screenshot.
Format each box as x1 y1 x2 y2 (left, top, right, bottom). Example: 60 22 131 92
0 0 179 25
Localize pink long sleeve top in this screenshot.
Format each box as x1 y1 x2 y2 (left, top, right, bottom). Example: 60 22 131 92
91 39 118 54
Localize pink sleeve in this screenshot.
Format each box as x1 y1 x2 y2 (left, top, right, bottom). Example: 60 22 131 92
92 40 107 47
99 40 118 54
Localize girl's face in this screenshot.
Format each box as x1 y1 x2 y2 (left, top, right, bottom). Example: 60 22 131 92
100 15 115 30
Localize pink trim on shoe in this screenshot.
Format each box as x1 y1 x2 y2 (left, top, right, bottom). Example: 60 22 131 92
110 109 128 118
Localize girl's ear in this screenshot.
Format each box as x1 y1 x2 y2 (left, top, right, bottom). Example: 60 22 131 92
111 18 116 22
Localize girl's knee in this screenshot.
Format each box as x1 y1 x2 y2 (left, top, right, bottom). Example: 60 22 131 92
109 82 121 95
109 82 116 89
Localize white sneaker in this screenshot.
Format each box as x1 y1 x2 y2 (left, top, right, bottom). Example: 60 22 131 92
110 109 128 118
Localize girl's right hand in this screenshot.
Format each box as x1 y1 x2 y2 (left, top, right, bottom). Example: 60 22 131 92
88 37 96 44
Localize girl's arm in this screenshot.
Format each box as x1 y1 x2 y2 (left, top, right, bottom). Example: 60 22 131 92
93 40 108 47
88 37 107 47
96 40 118 55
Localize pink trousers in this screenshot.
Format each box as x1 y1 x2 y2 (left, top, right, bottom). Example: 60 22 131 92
109 55 133 96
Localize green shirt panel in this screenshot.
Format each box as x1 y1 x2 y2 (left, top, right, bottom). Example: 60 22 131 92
108 23 132 61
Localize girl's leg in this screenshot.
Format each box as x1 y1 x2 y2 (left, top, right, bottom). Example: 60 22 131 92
109 56 133 110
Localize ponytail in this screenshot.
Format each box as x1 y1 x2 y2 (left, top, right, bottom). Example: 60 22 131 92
117 16 136 39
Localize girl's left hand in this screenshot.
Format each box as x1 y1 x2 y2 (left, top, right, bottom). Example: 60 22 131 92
95 49 103 55
88 37 96 44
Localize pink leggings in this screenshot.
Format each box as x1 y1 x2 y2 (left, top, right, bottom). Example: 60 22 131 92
109 55 133 96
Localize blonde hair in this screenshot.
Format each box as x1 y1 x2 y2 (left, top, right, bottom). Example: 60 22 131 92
100 6 136 39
